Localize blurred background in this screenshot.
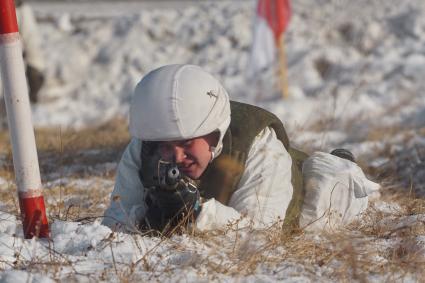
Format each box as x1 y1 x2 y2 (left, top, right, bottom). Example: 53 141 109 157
1 0 425 192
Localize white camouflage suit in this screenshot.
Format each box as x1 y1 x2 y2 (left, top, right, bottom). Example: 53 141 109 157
102 65 380 232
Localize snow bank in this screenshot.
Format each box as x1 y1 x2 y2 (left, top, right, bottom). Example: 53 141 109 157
20 0 423 155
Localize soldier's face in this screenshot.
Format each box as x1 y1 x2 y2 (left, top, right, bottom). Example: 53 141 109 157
158 132 219 179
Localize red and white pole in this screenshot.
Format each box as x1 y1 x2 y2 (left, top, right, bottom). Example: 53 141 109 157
0 0 49 238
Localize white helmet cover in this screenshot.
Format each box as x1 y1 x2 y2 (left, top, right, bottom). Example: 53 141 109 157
129 64 231 157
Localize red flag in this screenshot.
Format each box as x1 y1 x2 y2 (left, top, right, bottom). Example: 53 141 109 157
257 0 291 44
248 0 291 77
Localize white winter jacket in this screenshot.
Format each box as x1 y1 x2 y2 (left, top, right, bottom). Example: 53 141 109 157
103 127 293 231
102 127 380 232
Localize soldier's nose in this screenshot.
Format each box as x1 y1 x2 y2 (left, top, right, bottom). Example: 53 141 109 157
173 147 187 163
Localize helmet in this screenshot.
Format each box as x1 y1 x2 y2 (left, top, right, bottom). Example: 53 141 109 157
129 64 231 158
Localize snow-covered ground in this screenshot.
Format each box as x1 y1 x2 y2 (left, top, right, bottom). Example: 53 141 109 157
0 0 425 281
28 0 425 159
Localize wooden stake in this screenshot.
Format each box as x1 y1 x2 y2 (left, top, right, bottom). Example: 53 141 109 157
277 34 290 99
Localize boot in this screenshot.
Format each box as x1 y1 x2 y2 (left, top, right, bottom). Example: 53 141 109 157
330 148 356 163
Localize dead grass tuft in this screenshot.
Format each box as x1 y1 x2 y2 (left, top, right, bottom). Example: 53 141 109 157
0 118 130 181
0 119 125 224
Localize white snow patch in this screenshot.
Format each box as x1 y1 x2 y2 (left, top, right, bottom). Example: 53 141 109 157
0 270 55 283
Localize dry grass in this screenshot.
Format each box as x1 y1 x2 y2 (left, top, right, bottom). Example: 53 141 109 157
222 194 423 281
0 118 128 222
0 118 129 181
0 118 129 154
1 117 424 282
116 185 423 281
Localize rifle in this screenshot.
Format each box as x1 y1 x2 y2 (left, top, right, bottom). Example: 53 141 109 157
139 142 201 232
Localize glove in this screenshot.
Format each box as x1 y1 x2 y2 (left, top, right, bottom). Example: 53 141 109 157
141 183 202 234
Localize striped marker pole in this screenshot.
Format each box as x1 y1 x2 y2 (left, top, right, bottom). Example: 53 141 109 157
0 0 49 239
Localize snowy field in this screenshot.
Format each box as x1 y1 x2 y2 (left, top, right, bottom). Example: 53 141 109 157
0 0 425 281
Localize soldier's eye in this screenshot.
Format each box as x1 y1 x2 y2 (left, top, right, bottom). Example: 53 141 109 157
183 140 193 148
